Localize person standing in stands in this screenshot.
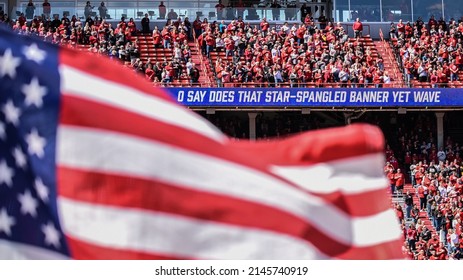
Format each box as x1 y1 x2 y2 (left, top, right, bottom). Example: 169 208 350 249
404 191 414 219
141 13 150 34
167 9 178 20
84 1 94 19
395 168 405 195
98 2 107 19
189 63 200 85
42 0 51 19
158 1 166 19
25 0 36 19
353 18 363 38
215 0 225 20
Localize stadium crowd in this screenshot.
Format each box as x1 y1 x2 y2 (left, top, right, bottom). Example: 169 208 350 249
391 16 463 87
196 15 390 88
377 112 463 260
0 2 202 86
4 2 463 88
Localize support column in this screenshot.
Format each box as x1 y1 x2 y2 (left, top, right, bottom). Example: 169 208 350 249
248 112 258 141
435 112 445 150
8 0 15 17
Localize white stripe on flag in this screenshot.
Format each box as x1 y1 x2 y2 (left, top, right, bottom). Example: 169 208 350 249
57 126 402 247
271 153 387 194
59 65 225 142
58 197 328 260
0 239 69 260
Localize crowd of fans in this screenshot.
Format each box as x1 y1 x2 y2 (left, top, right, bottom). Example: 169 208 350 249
0 2 205 86
0 3 394 88
372 112 463 260
4 2 463 88
388 150 463 260
193 14 391 88
391 16 463 87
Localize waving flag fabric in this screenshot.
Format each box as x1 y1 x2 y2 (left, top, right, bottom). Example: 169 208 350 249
0 28 403 260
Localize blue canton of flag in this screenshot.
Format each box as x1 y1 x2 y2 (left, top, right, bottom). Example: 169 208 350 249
0 27 69 259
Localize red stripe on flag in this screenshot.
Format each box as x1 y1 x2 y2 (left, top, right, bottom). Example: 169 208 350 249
313 189 391 217
66 236 186 260
59 96 391 217
58 167 402 259
232 124 385 165
336 239 404 260
59 48 174 103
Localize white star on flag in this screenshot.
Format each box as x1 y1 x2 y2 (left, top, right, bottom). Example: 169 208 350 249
23 43 46 64
35 178 49 202
25 129 46 158
0 121 5 140
0 208 16 236
42 221 61 248
0 49 21 79
1 100 21 126
22 77 47 107
12 146 27 169
18 190 39 217
0 160 14 188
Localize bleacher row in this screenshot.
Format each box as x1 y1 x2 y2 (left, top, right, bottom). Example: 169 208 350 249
4 11 463 88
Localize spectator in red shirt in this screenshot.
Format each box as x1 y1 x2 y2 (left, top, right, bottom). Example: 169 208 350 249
407 224 418 251
204 31 215 57
396 204 405 224
418 184 427 211
397 19 405 38
395 169 405 195
152 27 162 48
388 170 397 194
193 16 202 38
450 59 459 82
260 18 269 36
353 18 363 38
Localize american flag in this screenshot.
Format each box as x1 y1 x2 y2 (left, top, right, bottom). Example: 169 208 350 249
0 27 403 259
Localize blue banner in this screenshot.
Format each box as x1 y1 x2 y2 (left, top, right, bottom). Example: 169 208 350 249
165 87 463 107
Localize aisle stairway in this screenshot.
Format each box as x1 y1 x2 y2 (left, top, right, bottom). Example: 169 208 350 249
402 184 435 233
374 40 405 87
135 35 211 86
